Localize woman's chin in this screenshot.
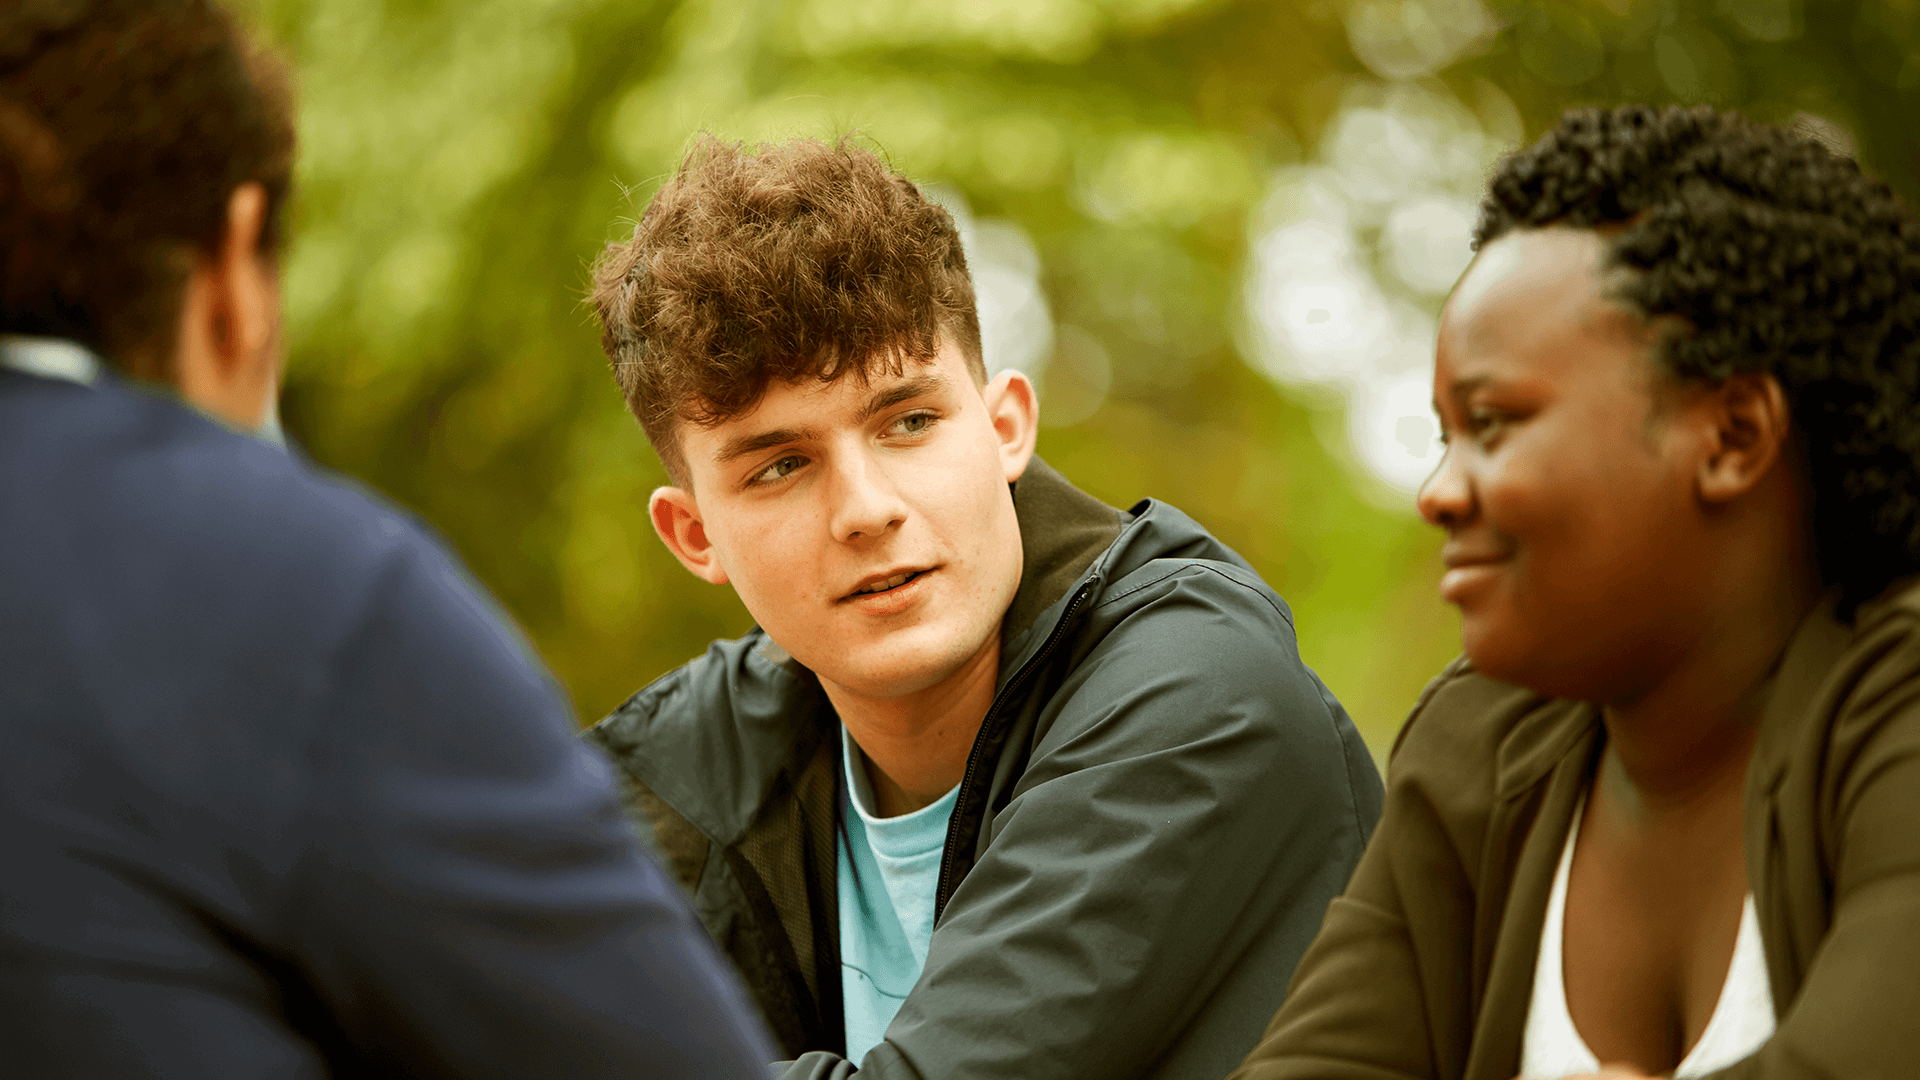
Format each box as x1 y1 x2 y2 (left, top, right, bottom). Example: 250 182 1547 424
1458 620 1531 686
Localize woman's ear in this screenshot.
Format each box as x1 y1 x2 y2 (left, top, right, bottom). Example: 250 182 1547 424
649 486 730 585
1697 373 1792 506
983 369 1038 482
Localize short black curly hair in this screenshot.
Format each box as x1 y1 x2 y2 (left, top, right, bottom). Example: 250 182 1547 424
1475 105 1920 616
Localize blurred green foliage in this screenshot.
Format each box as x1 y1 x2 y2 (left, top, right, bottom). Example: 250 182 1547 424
253 0 1920 755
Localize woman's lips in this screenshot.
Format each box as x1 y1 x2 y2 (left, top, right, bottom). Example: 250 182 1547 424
1438 558 1505 604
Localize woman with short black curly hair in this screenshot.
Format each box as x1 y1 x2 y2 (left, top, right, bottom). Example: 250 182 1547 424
1233 105 1920 1080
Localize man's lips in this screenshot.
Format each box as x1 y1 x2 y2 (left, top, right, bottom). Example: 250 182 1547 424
840 567 934 602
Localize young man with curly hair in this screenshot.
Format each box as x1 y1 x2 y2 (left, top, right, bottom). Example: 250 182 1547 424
585 136 1382 1080
1235 106 1920 1080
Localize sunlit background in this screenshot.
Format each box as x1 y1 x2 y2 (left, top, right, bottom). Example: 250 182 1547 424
254 0 1920 758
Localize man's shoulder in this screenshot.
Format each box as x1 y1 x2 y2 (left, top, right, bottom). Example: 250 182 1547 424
1024 500 1354 773
7 376 425 570
587 630 830 839
1082 497 1292 637
0 375 481 679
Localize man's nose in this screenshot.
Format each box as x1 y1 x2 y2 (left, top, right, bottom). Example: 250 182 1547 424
1415 444 1473 530
827 452 909 542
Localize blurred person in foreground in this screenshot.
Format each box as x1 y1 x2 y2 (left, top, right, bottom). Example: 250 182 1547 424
584 136 1383 1080
0 2 776 1075
1233 105 1920 1080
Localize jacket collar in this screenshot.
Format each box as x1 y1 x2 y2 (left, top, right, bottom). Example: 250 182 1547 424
992 458 1125 676
1750 590 1863 794
1492 694 1600 803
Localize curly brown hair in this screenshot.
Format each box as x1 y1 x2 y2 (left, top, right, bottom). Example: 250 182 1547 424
0 0 295 381
1476 105 1920 616
589 135 983 486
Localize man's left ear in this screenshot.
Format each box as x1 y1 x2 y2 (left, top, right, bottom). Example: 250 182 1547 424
1697 373 1792 505
982 369 1038 482
173 182 282 431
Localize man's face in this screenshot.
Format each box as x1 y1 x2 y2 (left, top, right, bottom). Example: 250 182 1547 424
653 340 1036 702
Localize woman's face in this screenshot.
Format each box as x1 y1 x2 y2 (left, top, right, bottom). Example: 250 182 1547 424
1419 228 1720 702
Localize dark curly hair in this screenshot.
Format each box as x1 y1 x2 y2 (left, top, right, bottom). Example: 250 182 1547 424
1475 105 1920 615
0 0 294 380
589 135 982 487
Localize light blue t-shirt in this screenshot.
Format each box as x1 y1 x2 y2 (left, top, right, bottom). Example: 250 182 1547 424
837 733 959 1066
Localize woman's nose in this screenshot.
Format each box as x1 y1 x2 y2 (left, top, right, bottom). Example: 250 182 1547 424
1416 444 1473 530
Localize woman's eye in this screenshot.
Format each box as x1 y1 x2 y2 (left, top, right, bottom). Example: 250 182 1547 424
1467 408 1507 444
752 455 805 484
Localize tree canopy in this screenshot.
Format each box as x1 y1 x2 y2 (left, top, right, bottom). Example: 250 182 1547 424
256 0 1920 753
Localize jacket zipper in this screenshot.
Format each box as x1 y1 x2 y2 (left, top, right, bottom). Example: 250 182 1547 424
932 579 1099 921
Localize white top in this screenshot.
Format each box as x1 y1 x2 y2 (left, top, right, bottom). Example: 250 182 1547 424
1520 801 1775 1079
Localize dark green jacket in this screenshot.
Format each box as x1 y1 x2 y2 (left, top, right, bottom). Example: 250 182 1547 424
586 460 1382 1080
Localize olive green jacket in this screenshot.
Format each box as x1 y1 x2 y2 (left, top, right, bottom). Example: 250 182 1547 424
587 460 1382 1080
1234 580 1920 1080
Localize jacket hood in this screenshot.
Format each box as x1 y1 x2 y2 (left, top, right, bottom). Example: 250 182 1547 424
589 457 1250 845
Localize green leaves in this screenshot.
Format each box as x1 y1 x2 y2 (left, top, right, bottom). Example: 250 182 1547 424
254 0 1917 752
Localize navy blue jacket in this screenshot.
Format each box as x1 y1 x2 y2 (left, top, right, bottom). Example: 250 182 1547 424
0 367 776 1077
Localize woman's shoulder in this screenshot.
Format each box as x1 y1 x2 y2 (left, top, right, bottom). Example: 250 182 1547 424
1799 577 1920 773
1386 657 1595 817
1850 575 1920 649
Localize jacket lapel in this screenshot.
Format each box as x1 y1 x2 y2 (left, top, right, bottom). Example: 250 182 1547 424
1745 592 1855 1013
1466 700 1602 1080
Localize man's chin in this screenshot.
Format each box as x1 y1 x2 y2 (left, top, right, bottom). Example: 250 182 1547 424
815 661 958 701
804 634 996 703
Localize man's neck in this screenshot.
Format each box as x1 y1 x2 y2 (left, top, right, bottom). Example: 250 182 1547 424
824 635 1002 818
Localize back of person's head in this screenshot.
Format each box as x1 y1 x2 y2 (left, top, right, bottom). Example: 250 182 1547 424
589 135 983 486
1476 105 1920 613
0 0 294 381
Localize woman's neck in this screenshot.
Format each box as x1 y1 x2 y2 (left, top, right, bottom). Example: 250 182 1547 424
1601 570 1818 812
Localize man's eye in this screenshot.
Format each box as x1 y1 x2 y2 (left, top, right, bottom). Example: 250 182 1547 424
752 455 805 484
891 412 936 436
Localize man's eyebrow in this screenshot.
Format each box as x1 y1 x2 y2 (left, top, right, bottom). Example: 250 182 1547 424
714 426 818 466
857 373 948 423
711 373 949 466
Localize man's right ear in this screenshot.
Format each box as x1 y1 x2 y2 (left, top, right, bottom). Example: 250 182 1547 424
648 486 730 585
